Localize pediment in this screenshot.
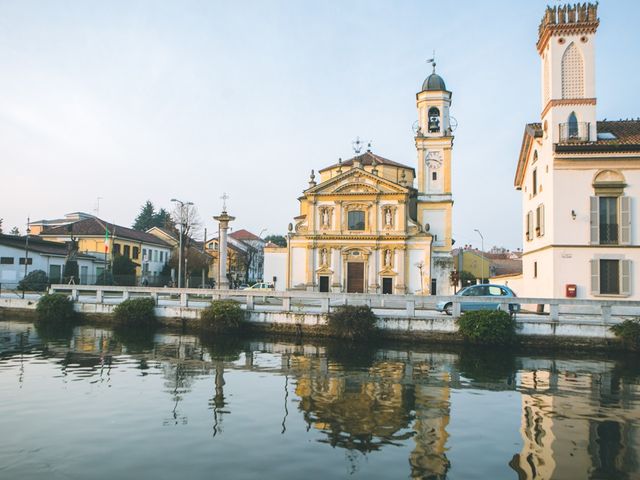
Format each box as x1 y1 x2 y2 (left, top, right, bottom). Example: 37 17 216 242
307 169 408 195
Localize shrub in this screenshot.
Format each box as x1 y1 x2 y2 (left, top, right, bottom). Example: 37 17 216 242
327 305 378 341
18 269 49 291
112 255 137 286
456 310 517 345
200 300 245 333
611 319 640 350
113 297 157 327
36 293 76 324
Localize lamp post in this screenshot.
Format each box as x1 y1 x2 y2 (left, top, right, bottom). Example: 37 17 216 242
171 198 193 288
474 229 485 284
24 217 31 280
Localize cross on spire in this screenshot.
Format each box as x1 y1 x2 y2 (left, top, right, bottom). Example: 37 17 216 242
221 192 229 212
426 50 436 73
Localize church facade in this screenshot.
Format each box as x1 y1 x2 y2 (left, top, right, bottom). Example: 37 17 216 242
266 70 455 294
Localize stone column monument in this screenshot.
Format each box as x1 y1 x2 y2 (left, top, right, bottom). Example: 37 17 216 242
214 199 235 290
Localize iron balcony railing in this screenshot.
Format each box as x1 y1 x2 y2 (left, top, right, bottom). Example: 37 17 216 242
559 121 591 142
600 224 619 245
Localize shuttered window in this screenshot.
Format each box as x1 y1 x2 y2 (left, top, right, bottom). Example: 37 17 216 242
526 211 533 241
536 204 545 237
620 196 631 245
591 259 633 296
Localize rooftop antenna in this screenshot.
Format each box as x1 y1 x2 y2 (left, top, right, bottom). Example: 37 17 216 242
426 50 436 73
94 196 103 217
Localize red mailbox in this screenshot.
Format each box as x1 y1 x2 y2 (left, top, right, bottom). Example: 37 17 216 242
566 284 577 298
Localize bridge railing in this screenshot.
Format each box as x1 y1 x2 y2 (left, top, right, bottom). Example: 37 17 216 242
47 284 640 322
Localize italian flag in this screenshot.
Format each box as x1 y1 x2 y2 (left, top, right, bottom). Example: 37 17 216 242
104 226 110 253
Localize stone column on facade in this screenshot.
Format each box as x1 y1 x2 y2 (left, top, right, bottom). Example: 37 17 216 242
213 209 235 290
306 245 315 291
368 247 378 293
396 247 406 293
331 248 342 291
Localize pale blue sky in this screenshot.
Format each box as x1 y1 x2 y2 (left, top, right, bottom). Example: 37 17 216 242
1 0 638 249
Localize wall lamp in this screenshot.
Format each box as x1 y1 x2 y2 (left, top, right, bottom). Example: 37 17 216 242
571 210 577 220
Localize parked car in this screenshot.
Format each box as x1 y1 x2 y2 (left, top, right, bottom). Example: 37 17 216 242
244 282 274 291
436 284 520 316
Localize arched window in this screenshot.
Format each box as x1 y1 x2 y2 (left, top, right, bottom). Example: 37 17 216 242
428 107 440 133
568 112 579 138
561 42 584 99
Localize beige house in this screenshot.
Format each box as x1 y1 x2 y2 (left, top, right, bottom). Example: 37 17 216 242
514 3 640 299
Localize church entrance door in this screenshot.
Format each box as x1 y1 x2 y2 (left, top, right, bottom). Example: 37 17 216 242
347 262 365 293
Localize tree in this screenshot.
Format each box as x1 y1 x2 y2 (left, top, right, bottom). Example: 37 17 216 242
0 218 3 234
132 201 177 231
459 270 476 287
133 200 156 231
264 234 287 247
112 254 137 286
9 226 20 236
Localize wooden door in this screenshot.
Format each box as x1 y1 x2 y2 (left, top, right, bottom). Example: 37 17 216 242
347 262 365 293
319 276 330 293
382 277 393 294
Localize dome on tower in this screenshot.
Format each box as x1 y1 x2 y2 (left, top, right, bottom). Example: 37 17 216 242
422 72 447 92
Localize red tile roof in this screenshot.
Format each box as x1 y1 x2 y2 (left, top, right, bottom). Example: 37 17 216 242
40 217 171 247
229 229 262 241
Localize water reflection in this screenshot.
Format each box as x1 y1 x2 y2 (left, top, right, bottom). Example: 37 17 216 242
1 320 640 480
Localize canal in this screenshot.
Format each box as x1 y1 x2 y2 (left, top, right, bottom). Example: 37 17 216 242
1 318 639 479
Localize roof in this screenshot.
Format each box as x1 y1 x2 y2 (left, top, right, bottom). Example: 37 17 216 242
0 234 95 259
229 229 263 242
40 217 171 247
319 151 414 174
421 72 447 92
514 120 640 188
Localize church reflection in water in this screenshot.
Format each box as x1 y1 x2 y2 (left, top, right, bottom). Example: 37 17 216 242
3 320 640 480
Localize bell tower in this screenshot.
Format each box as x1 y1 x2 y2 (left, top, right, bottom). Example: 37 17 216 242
538 3 599 143
415 61 455 294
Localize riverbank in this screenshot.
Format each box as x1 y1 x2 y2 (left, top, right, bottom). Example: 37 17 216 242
0 294 630 352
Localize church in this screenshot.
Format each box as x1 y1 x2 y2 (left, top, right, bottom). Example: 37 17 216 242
265 68 455 294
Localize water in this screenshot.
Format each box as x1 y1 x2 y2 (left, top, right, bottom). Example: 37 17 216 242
1 319 639 480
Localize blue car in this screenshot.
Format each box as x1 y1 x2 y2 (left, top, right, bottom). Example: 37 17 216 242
436 284 520 316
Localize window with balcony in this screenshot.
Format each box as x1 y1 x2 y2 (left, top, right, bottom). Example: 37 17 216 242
348 211 365 231
590 170 630 246
599 197 618 244
535 204 545 237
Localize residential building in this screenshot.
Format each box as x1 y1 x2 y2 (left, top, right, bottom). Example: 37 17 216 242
38 215 171 283
265 67 455 294
454 247 522 283
204 233 252 287
0 234 103 285
147 226 213 287
514 3 640 299
229 229 266 283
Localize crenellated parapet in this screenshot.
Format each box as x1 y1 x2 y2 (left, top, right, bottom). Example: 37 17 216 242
537 3 599 52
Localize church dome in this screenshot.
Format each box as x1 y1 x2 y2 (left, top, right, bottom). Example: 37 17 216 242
422 73 447 92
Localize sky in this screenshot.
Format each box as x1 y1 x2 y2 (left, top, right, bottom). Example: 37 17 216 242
1 0 639 250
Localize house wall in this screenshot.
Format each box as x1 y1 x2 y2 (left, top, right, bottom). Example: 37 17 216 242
264 247 287 291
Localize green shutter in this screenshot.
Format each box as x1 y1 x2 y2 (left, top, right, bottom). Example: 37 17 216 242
590 197 599 245
590 259 600 295
621 260 631 296
620 196 631 245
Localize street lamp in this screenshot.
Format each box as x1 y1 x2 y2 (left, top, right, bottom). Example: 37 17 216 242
24 217 31 280
171 198 193 288
474 229 485 284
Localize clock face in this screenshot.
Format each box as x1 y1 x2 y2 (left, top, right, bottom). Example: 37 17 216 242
425 151 442 169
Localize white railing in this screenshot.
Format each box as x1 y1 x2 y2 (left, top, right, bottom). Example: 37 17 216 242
47 284 640 322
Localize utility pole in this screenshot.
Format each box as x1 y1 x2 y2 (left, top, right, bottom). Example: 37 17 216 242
474 229 485 284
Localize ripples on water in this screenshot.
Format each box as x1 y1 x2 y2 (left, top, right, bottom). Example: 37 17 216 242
1 319 639 480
